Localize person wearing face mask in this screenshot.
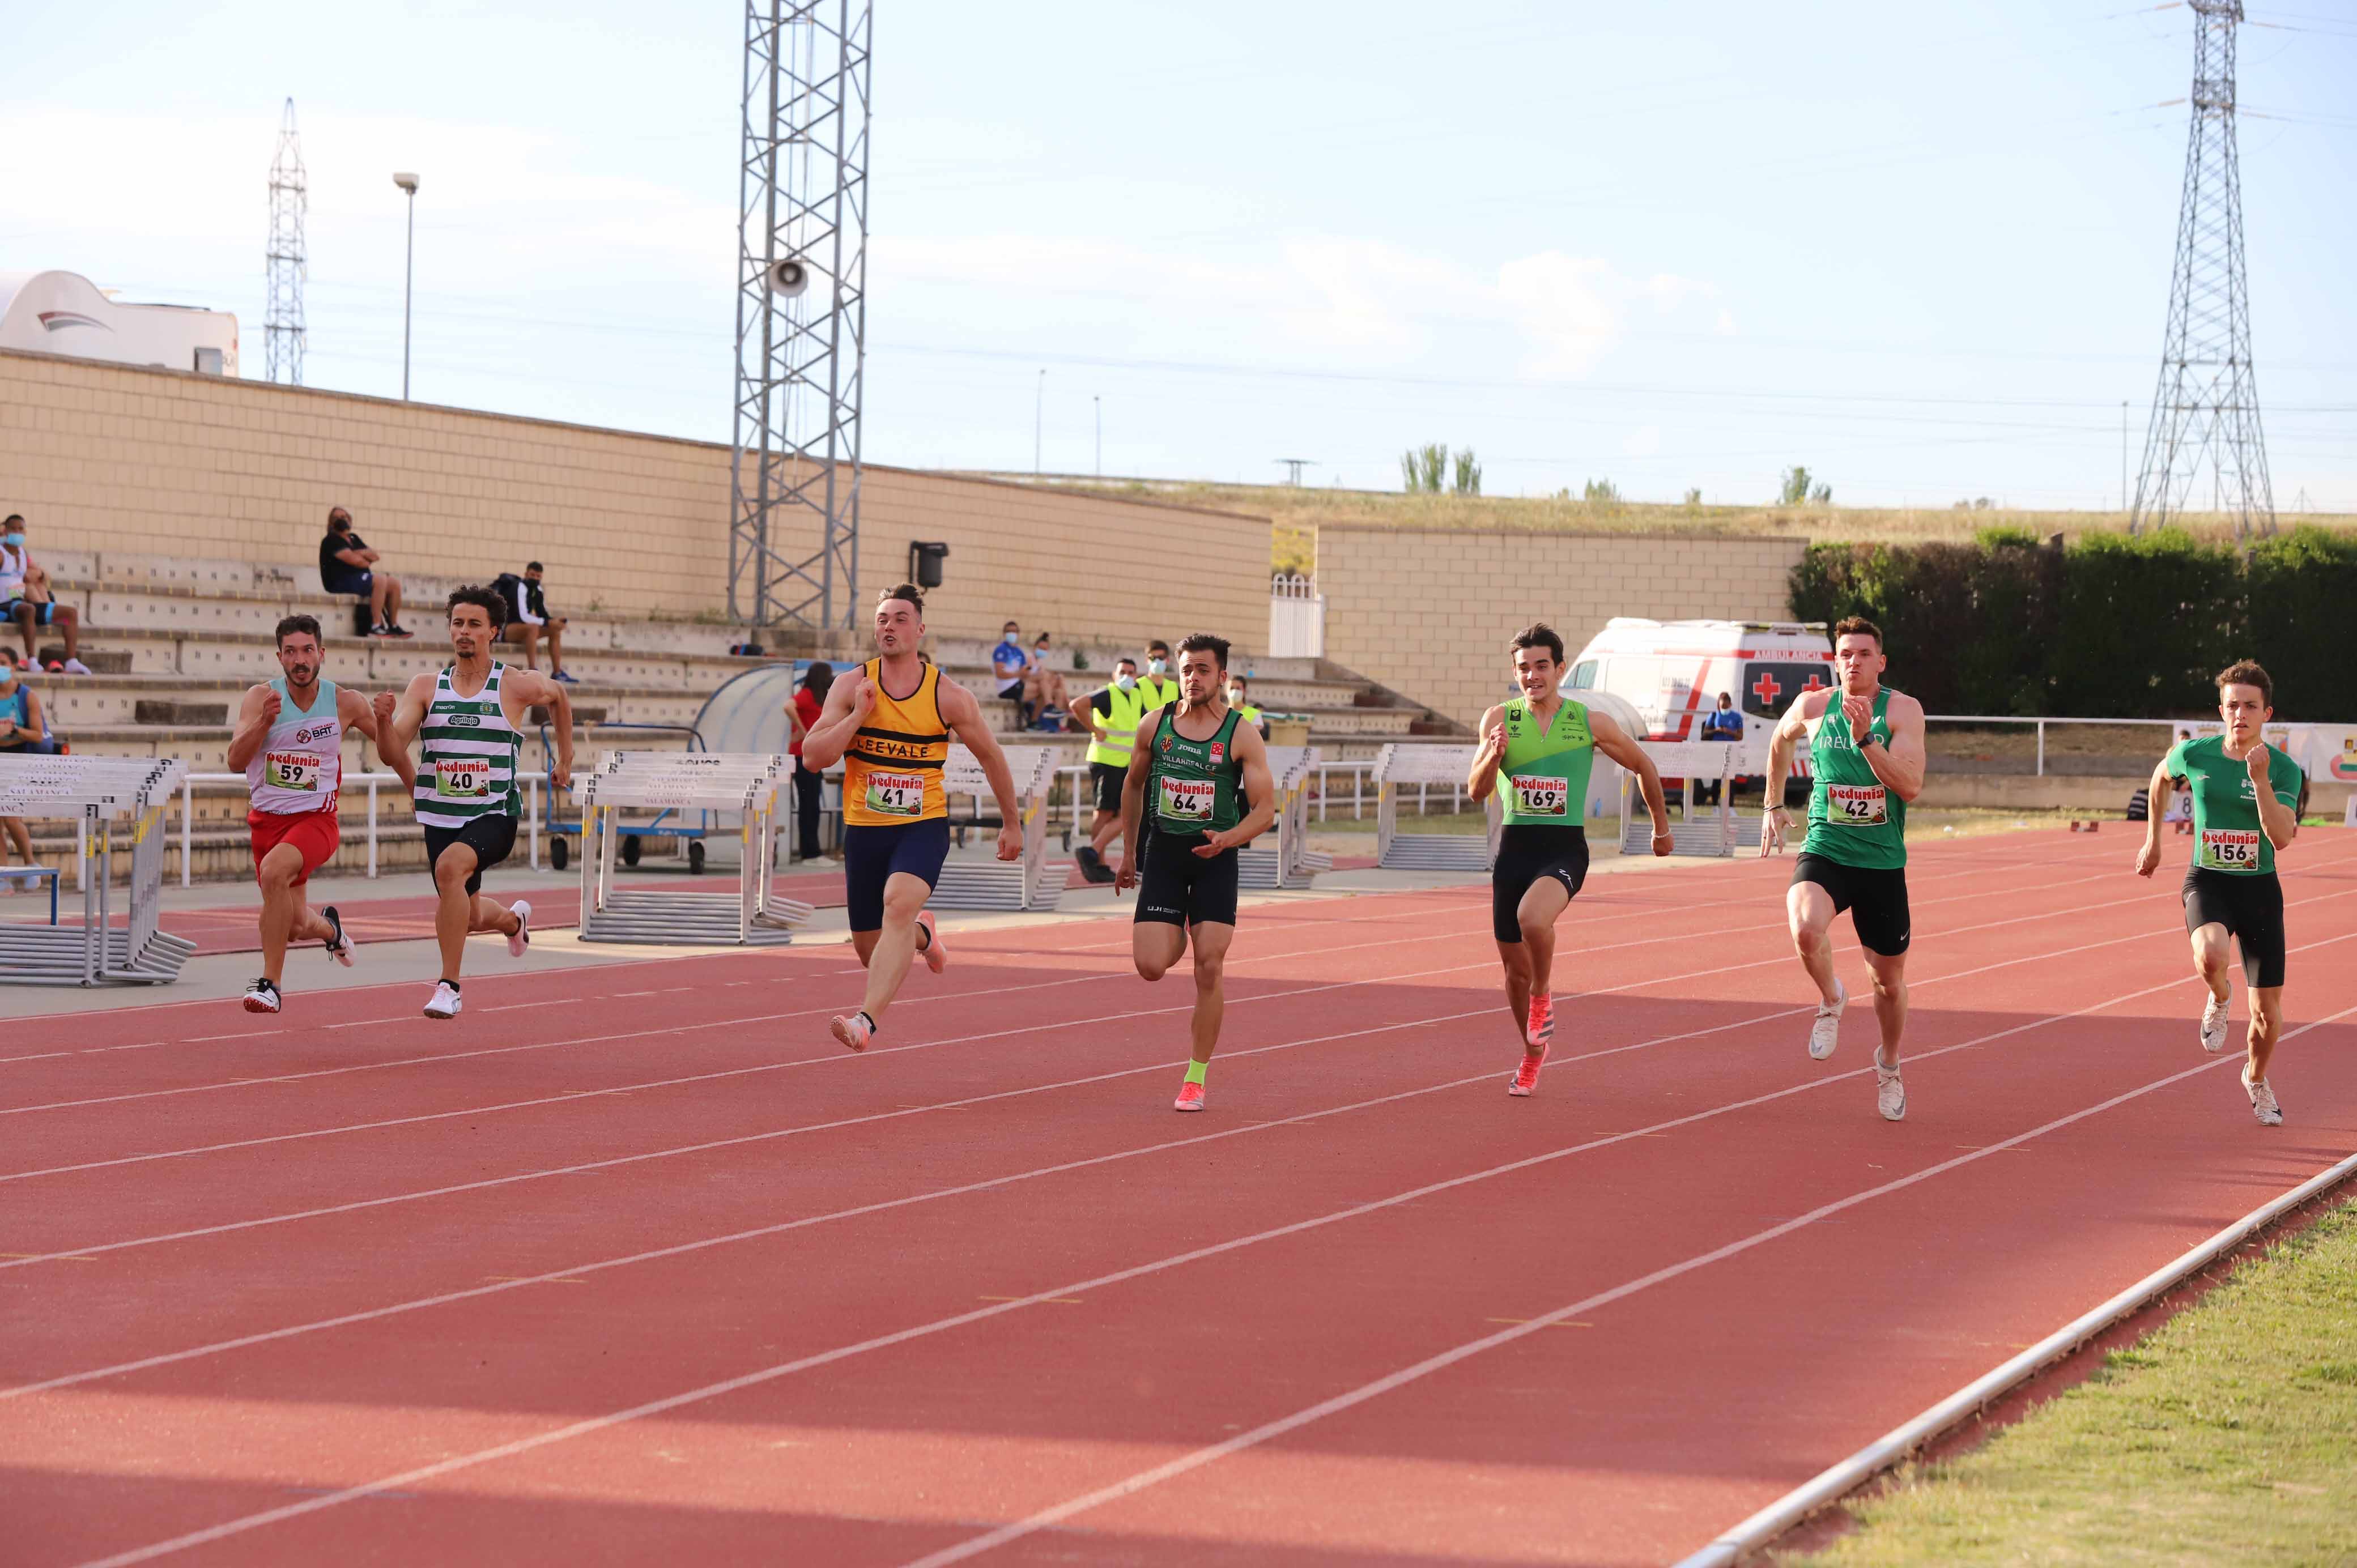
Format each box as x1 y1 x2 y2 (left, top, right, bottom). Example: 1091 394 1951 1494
990 620 1031 723
1020 630 1069 731
1069 656 1146 883
1 515 92 674
1139 640 1181 711
1224 675 1267 740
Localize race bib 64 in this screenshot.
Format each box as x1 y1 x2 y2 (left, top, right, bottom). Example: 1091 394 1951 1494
1159 776 1215 824
2199 828 2262 871
864 770 926 817
1826 784 1887 825
1509 774 1569 817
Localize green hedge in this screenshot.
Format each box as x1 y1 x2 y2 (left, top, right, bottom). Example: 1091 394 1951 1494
1789 526 2357 719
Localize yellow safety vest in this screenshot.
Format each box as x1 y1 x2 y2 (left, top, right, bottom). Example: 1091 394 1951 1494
1086 682 1153 768
1139 674 1181 711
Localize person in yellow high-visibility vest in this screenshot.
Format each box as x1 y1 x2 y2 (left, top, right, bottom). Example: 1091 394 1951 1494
1070 656 1148 883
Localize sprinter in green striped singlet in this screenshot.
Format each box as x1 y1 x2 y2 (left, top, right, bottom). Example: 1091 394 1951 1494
1761 615 1928 1122
377 585 575 1020
1467 623 1673 1100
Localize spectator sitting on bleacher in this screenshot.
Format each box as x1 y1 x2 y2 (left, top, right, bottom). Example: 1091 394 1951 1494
492 563 576 683
992 619 1031 722
0 658 54 881
1022 630 1070 731
318 508 412 638
2 514 92 674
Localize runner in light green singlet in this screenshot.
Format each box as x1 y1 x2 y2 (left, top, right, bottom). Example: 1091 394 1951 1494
1801 686 1907 870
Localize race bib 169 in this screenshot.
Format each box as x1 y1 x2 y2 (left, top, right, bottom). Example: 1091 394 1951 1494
1509 774 1569 817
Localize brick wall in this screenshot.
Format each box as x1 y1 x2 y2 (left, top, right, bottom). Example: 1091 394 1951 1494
1317 525 1808 728
0 350 1268 649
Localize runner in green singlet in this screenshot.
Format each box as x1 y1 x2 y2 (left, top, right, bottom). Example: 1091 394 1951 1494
1114 633 1276 1113
2134 659 2303 1126
1762 615 1928 1121
1467 623 1670 1098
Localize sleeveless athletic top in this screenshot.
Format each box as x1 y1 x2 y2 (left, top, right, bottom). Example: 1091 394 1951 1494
1803 687 1907 870
1494 695 1594 827
246 678 343 815
842 657 950 827
2164 733 2304 876
0 544 27 602
1145 705 1245 838
414 662 523 828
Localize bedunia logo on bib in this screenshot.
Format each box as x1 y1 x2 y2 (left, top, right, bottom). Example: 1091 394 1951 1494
1160 777 1214 822
436 759 492 798
2201 829 2261 870
1827 784 1887 825
264 752 318 790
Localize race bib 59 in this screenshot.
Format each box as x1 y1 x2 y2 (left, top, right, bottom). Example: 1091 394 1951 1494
1159 776 1215 825
1509 773 1569 818
1826 784 1887 826
2199 828 2262 871
863 770 926 817
263 751 319 791
435 758 492 799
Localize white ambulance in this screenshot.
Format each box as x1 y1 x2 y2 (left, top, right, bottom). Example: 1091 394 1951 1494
1561 619 1834 744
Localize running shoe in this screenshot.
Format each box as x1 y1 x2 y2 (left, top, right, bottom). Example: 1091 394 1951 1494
368 623 393 638
423 979 463 1019
321 906 356 968
386 624 415 639
2199 993 2231 1054
242 977 281 1014
552 669 579 684
1075 843 1114 884
1174 1079 1207 1113
1809 979 1848 1060
916 909 947 974
508 900 533 959
2244 1066 2283 1126
61 657 92 675
1508 1046 1547 1098
1525 992 1554 1049
1874 1053 1906 1122
831 1011 874 1053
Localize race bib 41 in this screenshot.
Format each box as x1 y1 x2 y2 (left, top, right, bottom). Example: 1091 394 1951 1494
1509 773 1569 817
263 752 320 791
1826 783 1887 826
435 758 492 799
864 770 926 817
2199 828 2262 871
1159 776 1215 825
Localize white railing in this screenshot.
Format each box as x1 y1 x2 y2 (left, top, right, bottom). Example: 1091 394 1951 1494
1269 572 1326 659
176 773 543 885
1924 715 2181 778
1056 759 1393 836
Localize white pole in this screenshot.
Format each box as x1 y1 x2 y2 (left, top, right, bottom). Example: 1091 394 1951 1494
529 776 541 870
367 777 380 878
180 776 193 888
74 816 85 892
2037 719 2047 778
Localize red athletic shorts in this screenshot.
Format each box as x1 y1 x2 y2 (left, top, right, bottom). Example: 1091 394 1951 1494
249 808 341 887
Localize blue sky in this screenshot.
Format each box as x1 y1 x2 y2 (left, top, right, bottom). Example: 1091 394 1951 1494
5 1 2352 508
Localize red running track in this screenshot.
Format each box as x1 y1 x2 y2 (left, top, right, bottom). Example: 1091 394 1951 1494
3 828 2355 1566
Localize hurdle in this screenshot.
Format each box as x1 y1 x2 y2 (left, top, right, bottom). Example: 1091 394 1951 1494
1620 739 1763 857
929 744 1071 913
575 752 811 946
1373 743 1498 872
0 755 197 985
1239 745 1333 889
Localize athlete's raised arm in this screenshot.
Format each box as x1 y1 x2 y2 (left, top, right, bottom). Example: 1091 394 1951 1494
341 686 415 792
1465 704 1508 802
1759 689 1824 857
2250 740 2300 852
1196 717 1277 858
502 667 575 792
796 665 873 772
1588 709 1674 857
226 681 281 774
1850 689 1926 803
939 679 1024 862
1113 703 1167 892
373 673 433 770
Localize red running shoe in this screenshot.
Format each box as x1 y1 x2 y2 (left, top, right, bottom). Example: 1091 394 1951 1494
1173 1079 1206 1113
1508 1046 1547 1098
830 1011 874 1053
1525 992 1554 1049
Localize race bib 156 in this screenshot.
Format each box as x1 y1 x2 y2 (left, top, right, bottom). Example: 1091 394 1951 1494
263 751 320 791
435 758 492 799
1159 776 1215 824
2199 828 2262 871
1826 783 1887 826
1509 773 1569 817
864 770 925 817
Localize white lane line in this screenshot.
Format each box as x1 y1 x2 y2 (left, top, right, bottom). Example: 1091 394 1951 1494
58 953 2287 1568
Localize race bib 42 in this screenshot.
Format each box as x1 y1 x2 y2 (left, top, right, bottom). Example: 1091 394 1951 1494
864 770 926 817
435 758 492 799
2200 828 2262 871
263 752 320 791
1509 773 1569 817
1826 784 1887 826
1159 776 1215 824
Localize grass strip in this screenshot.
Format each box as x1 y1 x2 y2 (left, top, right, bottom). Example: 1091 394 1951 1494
1789 1192 2357 1566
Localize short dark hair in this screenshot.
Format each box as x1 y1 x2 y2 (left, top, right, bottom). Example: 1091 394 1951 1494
1831 615 1883 648
525 560 543 573
877 582 925 615
1147 639 1171 655
1509 623 1564 663
2 513 22 527
446 584 507 628
1228 675 1248 691
275 613 323 646
2216 659 2273 705
1114 656 1138 671
1176 632 1231 670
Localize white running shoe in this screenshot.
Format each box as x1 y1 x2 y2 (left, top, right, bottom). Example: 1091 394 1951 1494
2199 994 2231 1055
831 1011 874 1053
916 909 946 975
423 980 463 1019
321 906 356 968
2243 1066 2282 1126
1874 1053 1906 1122
242 977 281 1014
508 900 532 958
61 657 92 675
1809 980 1848 1060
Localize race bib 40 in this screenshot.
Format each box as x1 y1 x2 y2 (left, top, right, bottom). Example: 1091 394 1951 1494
1509 773 1569 817
1826 784 1887 826
435 758 492 799
263 752 320 791
2200 828 2262 871
1159 776 1215 824
864 770 926 817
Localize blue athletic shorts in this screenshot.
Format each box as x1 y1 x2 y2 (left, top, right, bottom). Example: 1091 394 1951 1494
843 819 951 931
3 599 58 626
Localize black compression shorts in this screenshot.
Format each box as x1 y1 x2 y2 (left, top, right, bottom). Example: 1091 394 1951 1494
2182 866 2286 988
1492 824 1590 943
843 818 951 931
1134 828 1239 928
1792 853 1912 956
424 814 518 897
1090 761 1127 815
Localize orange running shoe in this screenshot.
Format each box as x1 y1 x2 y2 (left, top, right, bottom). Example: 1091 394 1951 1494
917 910 947 975
1525 992 1554 1049
1173 1079 1206 1113
1508 1046 1547 1098
830 1011 874 1053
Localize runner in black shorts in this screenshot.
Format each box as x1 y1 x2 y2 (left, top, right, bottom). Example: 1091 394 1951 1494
1116 633 1275 1113
2135 659 2304 1125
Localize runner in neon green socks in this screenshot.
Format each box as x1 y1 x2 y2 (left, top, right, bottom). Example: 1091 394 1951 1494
1468 623 1672 1098
2135 659 2304 1126
1761 615 1927 1121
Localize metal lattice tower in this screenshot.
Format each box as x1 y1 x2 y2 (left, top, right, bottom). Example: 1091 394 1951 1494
730 1 872 634
2129 0 2274 540
264 97 307 386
